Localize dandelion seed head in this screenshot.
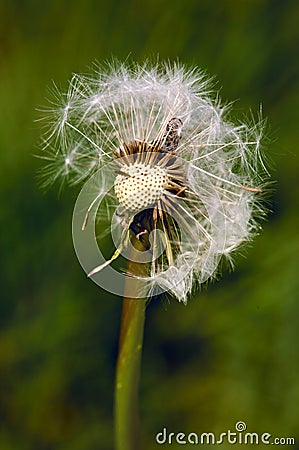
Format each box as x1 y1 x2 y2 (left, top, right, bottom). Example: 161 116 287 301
114 161 169 212
40 59 269 302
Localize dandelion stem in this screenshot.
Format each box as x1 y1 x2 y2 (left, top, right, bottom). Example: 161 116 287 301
115 236 148 450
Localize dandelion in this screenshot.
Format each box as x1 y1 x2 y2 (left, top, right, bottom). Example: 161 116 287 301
39 59 268 450
40 59 266 302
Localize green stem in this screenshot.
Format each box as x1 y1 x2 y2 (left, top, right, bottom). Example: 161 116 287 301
115 237 148 450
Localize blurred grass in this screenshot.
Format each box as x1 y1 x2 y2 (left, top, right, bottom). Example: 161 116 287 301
0 0 298 449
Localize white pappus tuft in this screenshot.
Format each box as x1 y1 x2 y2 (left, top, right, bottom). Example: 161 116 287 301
40 59 268 303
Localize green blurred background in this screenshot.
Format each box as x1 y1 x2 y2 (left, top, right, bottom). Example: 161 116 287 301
0 0 298 449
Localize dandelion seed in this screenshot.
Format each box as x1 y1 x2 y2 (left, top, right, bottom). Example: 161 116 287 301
40 59 268 302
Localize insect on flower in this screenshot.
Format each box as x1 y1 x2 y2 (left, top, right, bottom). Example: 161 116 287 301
40 60 267 302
